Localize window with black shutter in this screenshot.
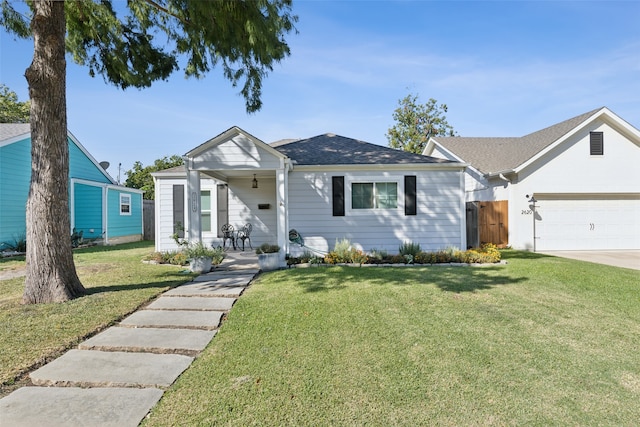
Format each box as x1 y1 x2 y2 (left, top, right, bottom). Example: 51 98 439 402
404 175 417 216
332 176 345 216
173 184 185 237
590 132 604 155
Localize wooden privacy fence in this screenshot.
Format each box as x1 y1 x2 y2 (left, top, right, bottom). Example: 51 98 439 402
143 199 155 241
466 200 509 248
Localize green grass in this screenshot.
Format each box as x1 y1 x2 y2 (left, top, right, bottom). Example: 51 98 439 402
0 241 194 390
144 251 640 426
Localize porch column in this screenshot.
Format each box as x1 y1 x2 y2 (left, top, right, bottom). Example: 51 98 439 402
276 166 288 263
186 167 202 243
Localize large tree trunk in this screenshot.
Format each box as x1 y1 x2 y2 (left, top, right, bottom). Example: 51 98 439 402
23 0 85 304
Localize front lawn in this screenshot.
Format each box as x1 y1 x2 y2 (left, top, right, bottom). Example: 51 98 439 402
144 251 640 426
0 241 194 392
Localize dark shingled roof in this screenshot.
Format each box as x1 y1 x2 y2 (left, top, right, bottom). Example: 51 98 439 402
432 108 602 174
271 133 455 166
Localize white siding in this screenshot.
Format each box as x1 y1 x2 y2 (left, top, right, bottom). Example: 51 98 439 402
506 120 640 250
287 169 465 255
192 136 281 171
226 176 278 247
155 176 219 252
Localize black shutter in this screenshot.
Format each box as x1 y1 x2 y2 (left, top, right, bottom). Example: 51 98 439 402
332 176 345 216
173 184 185 237
216 184 228 237
590 132 604 155
405 175 417 216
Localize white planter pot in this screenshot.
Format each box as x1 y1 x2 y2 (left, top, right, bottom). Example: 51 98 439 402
189 256 212 274
258 253 280 271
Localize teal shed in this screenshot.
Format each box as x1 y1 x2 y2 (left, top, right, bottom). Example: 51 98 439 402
0 123 143 248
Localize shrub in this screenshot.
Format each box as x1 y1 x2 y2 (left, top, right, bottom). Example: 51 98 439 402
368 248 388 261
184 241 222 259
389 254 406 264
256 243 280 254
324 251 340 264
333 238 352 261
414 251 433 264
399 241 421 257
2 234 27 253
143 250 189 265
324 239 368 265
350 249 369 265
481 243 501 262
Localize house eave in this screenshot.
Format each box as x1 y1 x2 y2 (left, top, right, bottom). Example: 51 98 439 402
292 162 467 172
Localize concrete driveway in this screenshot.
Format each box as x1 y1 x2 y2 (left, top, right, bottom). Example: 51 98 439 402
541 250 640 270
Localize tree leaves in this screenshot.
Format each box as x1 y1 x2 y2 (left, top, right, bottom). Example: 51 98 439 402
386 93 456 154
1 0 297 113
124 155 184 200
0 84 30 123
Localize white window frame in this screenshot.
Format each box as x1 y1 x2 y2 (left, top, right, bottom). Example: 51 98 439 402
119 193 131 216
347 177 402 215
200 190 212 233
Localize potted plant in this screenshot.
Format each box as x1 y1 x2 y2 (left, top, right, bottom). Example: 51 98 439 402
256 243 281 271
184 241 225 274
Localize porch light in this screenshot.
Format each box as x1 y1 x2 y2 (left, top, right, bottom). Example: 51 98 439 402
252 174 258 188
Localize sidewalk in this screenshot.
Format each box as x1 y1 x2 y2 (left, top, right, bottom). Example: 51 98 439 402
0 251 259 427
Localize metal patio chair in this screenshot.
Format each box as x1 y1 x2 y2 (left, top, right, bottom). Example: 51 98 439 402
221 224 235 250
236 223 253 251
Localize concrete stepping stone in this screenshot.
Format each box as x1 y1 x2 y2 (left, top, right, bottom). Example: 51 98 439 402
164 282 246 297
79 327 216 355
200 269 258 277
0 386 163 427
120 309 223 330
191 273 255 283
29 350 193 388
146 296 236 311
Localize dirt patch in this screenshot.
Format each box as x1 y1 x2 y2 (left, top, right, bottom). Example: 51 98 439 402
0 267 26 281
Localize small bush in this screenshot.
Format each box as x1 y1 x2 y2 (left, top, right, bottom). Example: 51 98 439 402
324 241 368 265
414 251 433 264
389 254 406 264
2 234 27 252
350 249 369 265
399 241 421 257
368 248 388 261
169 251 189 266
143 250 189 265
256 243 280 254
333 238 352 261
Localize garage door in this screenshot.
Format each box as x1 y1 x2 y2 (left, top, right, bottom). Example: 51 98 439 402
535 195 640 251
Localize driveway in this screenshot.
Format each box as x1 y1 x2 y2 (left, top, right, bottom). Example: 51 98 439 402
541 250 640 270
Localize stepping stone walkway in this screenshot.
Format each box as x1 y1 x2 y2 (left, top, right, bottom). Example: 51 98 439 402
0 254 259 427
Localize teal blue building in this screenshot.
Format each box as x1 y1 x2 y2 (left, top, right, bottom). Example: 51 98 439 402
0 124 143 248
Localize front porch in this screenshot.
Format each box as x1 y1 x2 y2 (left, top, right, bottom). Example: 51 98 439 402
183 127 292 264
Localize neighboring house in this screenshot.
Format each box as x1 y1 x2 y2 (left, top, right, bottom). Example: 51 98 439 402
0 123 144 247
153 126 467 262
424 107 640 251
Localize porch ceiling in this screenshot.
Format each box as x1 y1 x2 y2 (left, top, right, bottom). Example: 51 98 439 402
199 169 276 181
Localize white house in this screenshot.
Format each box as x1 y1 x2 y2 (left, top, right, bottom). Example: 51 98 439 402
153 127 468 262
424 107 640 251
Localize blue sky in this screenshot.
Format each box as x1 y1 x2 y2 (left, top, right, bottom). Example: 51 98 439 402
1 1 639 181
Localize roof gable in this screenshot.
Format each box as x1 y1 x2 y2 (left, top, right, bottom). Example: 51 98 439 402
428 107 639 175
186 126 285 160
0 124 116 184
272 133 455 166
